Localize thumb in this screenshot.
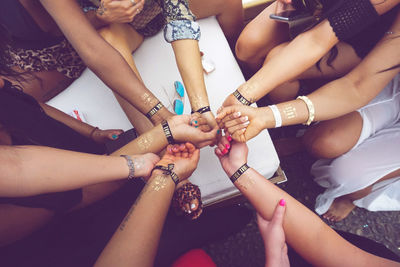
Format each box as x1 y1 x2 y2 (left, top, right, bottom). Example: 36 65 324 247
216 106 239 122
271 199 286 227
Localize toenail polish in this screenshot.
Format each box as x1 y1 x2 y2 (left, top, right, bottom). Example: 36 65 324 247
191 203 196 209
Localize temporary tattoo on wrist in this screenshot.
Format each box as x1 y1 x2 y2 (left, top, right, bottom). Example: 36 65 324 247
230 163 250 183
137 134 152 151
121 155 135 179
152 174 169 191
282 104 297 120
191 95 207 111
146 102 164 119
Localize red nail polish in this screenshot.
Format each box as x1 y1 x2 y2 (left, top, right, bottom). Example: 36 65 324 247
222 148 228 154
279 199 286 206
225 144 230 149
227 136 232 142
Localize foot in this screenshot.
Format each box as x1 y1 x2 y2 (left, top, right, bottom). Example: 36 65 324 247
173 180 202 220
322 197 356 222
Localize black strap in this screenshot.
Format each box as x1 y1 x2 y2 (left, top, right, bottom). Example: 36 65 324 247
152 164 180 185
161 120 175 144
230 163 250 183
233 90 252 106
146 102 164 119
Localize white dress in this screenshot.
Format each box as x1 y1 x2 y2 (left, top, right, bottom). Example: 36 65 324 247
312 73 400 215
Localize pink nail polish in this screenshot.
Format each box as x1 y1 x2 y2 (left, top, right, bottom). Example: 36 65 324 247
279 199 286 206
222 148 228 154
227 136 232 142
225 144 230 149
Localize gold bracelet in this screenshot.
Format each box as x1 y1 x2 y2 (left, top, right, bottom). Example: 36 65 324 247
297 96 315 126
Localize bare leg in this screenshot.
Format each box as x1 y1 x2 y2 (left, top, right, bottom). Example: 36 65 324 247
189 0 244 49
267 41 362 103
235 2 289 72
2 68 74 103
303 111 363 159
0 204 54 247
98 23 172 132
323 168 400 222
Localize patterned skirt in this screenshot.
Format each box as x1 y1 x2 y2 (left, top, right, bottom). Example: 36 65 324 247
6 39 86 79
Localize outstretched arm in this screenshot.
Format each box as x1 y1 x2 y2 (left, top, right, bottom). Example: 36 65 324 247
0 145 156 197
216 141 399 267
39 0 165 122
217 11 400 142
225 0 400 106
95 143 200 267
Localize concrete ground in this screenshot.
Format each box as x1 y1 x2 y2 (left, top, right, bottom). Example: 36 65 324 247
202 128 400 267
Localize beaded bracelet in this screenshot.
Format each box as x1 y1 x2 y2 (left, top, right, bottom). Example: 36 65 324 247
233 90 252 106
161 120 175 144
146 102 164 119
152 164 180 185
120 155 135 179
230 163 250 183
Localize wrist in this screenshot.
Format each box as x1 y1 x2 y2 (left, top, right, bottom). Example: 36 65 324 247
261 107 276 129
225 161 247 177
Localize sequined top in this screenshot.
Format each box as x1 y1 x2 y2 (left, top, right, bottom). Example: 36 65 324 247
82 0 201 42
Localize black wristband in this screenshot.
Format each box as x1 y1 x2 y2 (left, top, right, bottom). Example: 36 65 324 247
152 164 180 185
233 90 252 106
230 163 250 183
161 120 175 144
327 0 379 41
196 106 211 114
146 102 164 119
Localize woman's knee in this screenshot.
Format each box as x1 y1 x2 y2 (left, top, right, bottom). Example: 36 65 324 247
98 24 143 52
235 28 267 62
303 130 348 159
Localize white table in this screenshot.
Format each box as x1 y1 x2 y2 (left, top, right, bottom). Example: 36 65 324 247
47 16 280 206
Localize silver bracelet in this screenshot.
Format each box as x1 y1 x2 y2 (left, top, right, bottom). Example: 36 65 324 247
120 155 135 179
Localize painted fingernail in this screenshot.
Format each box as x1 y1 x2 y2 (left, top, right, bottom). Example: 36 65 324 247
279 199 286 206
112 134 118 139
225 144 230 149
194 120 198 124
243 121 250 126
227 136 232 142
187 209 192 214
217 129 221 134
195 125 199 128
222 148 228 154
190 203 196 210
235 112 241 117
242 116 249 122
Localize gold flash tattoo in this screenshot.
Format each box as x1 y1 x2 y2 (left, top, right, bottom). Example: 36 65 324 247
238 84 256 103
151 175 168 191
137 134 152 151
191 95 207 110
142 93 157 106
282 104 297 120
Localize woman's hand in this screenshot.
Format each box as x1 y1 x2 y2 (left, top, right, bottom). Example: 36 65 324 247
96 0 145 24
215 138 248 177
257 200 290 267
222 93 242 107
92 128 124 143
168 114 218 148
157 143 200 181
128 153 160 178
216 105 272 142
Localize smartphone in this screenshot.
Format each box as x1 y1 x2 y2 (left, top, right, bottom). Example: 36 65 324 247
105 128 138 154
270 10 311 22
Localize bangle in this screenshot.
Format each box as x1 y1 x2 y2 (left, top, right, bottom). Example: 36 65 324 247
89 127 99 139
268 105 282 128
161 120 175 144
152 164 180 185
146 102 164 119
233 90 252 106
194 106 211 114
120 155 135 179
297 96 315 126
230 163 250 183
